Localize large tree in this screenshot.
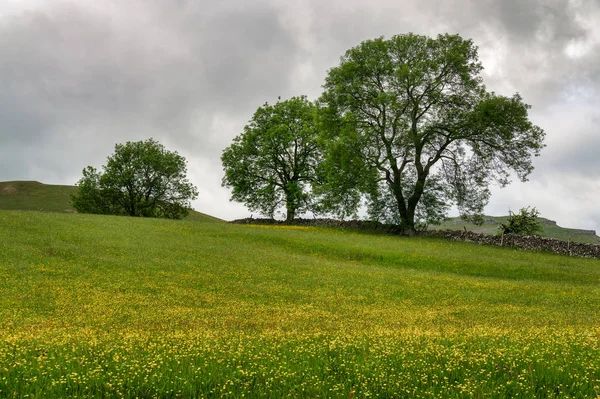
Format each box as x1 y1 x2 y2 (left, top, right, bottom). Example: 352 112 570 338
319 33 545 234
72 138 198 219
221 96 322 222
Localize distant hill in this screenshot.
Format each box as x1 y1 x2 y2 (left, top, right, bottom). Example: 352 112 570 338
0 181 223 222
432 215 600 244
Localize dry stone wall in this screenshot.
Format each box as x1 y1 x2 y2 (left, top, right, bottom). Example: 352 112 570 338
231 218 403 233
231 218 600 259
423 230 600 259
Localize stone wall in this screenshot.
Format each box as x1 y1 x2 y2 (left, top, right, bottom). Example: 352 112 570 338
422 230 600 259
231 218 600 259
231 218 403 233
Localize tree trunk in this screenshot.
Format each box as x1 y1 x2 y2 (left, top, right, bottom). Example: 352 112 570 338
389 184 415 235
285 206 296 223
129 199 136 216
285 191 296 223
392 175 427 236
399 207 416 236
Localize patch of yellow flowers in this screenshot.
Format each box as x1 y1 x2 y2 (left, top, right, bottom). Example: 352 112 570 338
2 326 600 397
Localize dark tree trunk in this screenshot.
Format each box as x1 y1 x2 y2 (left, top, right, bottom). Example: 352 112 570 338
390 184 415 235
129 200 136 216
393 174 427 236
400 208 416 236
285 208 296 223
285 190 296 223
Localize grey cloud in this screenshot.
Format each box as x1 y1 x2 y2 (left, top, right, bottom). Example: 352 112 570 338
1 0 600 225
480 0 600 103
482 0 584 41
536 126 600 180
290 0 599 105
0 0 303 187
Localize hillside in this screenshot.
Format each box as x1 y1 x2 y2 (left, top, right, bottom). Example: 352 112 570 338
432 215 600 244
1 210 599 397
0 180 223 222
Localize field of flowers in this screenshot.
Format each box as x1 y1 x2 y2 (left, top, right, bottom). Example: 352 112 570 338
1 210 599 397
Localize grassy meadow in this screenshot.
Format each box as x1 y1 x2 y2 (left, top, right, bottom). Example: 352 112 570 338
0 181 78 213
1 210 600 397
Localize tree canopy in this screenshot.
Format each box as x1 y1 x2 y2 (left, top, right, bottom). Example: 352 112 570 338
319 33 545 233
221 96 322 221
72 139 198 219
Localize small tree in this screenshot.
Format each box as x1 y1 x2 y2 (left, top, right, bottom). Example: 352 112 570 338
499 207 543 236
72 139 198 219
221 96 322 222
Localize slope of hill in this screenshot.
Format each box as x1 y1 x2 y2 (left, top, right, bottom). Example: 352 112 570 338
1 210 599 397
432 215 600 244
0 180 77 213
0 180 223 222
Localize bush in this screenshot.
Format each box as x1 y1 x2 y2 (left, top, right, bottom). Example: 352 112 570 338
72 139 198 219
499 207 543 236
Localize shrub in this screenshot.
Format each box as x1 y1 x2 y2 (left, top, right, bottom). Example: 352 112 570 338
499 207 543 236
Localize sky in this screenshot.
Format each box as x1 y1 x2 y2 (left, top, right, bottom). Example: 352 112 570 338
1 0 599 231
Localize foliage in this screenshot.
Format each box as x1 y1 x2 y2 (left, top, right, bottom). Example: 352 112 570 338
1 210 600 397
72 139 198 219
319 33 545 234
222 96 322 222
499 206 543 236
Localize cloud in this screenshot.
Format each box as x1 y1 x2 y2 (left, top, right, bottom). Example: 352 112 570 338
0 0 599 227
0 0 304 218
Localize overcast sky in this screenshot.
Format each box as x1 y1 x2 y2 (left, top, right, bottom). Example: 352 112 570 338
1 0 599 231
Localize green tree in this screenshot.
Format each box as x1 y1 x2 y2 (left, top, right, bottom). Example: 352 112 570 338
499 207 543 236
319 33 545 234
72 139 198 219
221 96 322 222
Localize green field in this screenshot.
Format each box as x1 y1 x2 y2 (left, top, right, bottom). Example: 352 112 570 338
0 181 78 213
1 210 599 397
0 181 222 223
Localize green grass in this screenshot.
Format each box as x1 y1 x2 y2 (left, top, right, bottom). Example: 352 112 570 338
0 180 223 223
433 215 600 244
0 181 77 213
1 211 599 397
185 209 224 223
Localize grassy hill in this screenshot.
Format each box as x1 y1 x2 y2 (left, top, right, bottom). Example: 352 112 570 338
432 215 600 244
0 180 77 213
0 180 223 222
1 210 599 397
